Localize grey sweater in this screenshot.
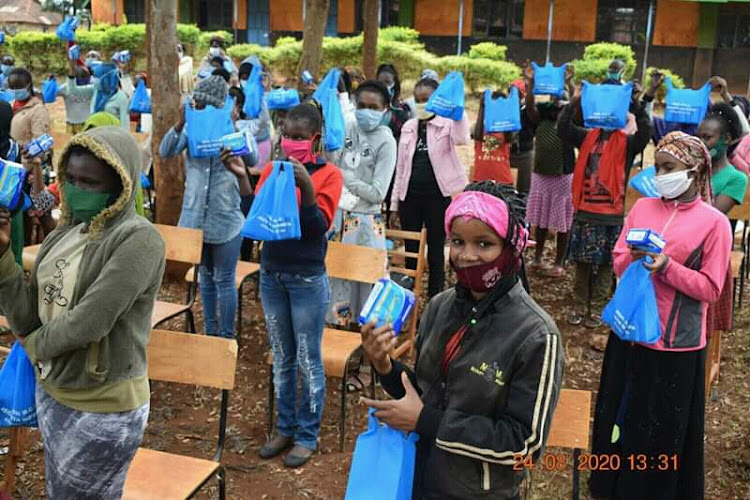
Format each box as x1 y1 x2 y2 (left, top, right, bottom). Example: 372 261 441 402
336 122 397 214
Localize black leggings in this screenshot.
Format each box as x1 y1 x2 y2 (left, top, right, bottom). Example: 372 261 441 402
399 194 451 298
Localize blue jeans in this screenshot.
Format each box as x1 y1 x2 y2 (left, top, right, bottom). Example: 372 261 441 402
260 270 330 450
199 233 242 338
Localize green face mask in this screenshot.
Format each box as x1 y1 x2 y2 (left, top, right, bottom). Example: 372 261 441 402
64 181 112 224
710 139 727 160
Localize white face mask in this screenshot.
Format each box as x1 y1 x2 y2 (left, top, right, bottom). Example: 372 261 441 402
654 169 695 200
209 47 221 57
416 102 434 121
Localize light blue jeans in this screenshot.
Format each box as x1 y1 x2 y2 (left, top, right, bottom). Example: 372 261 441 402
260 270 329 450
199 233 242 338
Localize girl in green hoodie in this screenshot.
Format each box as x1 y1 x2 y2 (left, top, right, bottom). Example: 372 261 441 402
0 126 165 498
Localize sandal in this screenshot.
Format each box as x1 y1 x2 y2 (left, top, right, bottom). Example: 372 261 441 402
566 312 584 326
544 266 566 278
583 315 603 329
346 374 365 393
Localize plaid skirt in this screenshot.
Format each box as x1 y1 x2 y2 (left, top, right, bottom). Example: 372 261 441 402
568 220 622 265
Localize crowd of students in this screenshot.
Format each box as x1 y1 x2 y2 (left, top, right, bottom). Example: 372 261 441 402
0 41 745 499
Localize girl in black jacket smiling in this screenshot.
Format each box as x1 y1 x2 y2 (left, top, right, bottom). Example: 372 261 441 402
361 181 564 499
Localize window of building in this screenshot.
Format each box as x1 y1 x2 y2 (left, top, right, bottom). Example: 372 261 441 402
596 0 650 45
717 4 750 48
124 0 146 24
355 0 403 31
197 0 234 30
473 0 524 39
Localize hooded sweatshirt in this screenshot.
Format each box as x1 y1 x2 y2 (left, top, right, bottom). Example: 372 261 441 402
0 126 166 413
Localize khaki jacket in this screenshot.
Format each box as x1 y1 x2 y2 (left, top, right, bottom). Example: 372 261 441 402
10 96 50 145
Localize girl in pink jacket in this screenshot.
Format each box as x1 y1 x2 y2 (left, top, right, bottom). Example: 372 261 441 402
589 132 732 500
389 77 470 297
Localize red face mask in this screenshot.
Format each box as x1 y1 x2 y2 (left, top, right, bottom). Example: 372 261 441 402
281 136 316 164
453 248 517 292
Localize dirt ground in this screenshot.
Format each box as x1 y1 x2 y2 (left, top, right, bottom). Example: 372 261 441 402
1 96 750 499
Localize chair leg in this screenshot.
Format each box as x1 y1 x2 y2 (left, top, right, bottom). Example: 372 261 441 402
571 448 580 500
340 374 347 452
217 466 226 500
236 282 243 347
267 369 275 436
186 309 196 334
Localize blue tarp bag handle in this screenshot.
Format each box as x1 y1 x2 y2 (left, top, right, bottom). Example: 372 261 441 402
483 87 522 133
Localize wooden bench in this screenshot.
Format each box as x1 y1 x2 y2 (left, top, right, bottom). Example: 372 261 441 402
151 224 203 332
267 241 388 451
385 228 427 359
541 389 592 500
122 330 238 500
185 260 260 345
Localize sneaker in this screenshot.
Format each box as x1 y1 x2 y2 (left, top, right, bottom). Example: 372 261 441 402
258 434 294 459
284 444 315 468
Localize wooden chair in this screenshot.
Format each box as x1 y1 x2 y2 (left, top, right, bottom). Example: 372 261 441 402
728 192 750 309
184 260 260 344
542 389 592 500
122 330 238 500
151 225 203 332
267 241 388 451
385 228 427 358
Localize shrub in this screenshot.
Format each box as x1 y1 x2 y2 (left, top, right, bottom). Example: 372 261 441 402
644 67 686 103
581 42 636 79
379 27 422 47
226 44 276 67
176 24 202 53
8 31 66 74
275 36 298 47
467 42 507 61
439 56 520 92
569 58 610 84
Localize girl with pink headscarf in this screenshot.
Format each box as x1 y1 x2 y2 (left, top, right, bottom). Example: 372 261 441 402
360 181 564 499
589 131 732 500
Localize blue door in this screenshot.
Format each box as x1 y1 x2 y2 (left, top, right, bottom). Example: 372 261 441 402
247 0 271 46
326 0 338 37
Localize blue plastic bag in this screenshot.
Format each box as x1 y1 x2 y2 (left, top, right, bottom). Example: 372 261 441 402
139 172 151 190
0 159 28 212
483 87 521 133
664 79 710 125
129 79 151 114
425 71 465 121
602 259 662 345
242 161 301 241
243 62 264 119
629 166 660 198
185 103 234 158
41 76 58 104
313 68 342 101
532 62 568 97
318 88 345 151
0 89 11 102
266 88 300 110
0 343 38 427
55 16 78 42
581 81 634 130
0 31 6 45
345 409 419 500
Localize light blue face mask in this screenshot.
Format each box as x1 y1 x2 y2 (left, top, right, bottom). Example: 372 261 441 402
11 87 30 101
355 109 385 132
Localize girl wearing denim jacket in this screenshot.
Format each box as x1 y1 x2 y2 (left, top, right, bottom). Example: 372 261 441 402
390 78 470 298
256 102 343 467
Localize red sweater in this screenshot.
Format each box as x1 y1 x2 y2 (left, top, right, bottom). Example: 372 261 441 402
255 160 343 273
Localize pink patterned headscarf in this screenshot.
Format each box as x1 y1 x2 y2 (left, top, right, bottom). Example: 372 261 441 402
444 191 528 254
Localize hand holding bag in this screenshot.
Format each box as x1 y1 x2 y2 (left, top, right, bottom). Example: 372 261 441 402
345 409 419 500
581 81 634 130
663 78 711 125
185 103 234 158
602 259 662 344
241 161 301 241
55 16 78 42
129 79 151 114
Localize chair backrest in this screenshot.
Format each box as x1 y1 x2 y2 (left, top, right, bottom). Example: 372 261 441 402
545 389 592 450
147 330 237 390
325 241 387 284
728 183 750 220
385 228 427 358
624 168 643 215
153 224 204 266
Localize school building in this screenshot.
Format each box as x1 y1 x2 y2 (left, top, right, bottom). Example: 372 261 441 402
92 0 750 90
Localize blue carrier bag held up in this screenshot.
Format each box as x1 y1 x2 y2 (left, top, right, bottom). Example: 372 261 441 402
483 87 522 133
241 161 301 241
0 343 38 427
663 78 710 125
581 81 633 130
425 71 465 121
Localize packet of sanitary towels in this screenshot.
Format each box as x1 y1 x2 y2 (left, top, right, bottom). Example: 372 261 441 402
221 130 254 156
25 134 54 158
359 278 416 335
68 44 80 61
626 228 666 254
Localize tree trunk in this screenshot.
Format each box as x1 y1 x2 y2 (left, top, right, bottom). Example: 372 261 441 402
146 0 183 225
297 0 330 85
362 0 379 79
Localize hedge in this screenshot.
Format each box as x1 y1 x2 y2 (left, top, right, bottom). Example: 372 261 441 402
467 42 507 61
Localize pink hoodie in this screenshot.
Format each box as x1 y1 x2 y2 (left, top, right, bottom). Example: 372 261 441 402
613 196 732 352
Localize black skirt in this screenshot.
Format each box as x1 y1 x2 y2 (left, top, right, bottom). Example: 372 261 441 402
589 333 705 500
